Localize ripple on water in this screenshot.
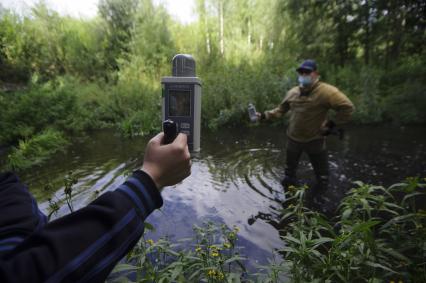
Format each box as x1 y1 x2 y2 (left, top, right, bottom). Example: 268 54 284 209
26 126 426 268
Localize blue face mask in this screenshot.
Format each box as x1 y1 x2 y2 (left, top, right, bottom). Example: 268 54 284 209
298 75 313 87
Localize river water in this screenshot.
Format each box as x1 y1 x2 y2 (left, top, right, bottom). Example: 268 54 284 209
14 125 426 267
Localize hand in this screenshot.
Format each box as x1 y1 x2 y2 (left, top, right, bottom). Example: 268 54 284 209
256 112 265 120
320 120 336 136
141 133 191 190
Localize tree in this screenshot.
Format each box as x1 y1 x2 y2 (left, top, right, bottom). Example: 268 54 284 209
98 0 139 70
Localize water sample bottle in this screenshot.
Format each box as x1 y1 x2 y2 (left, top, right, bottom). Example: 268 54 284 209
248 103 258 122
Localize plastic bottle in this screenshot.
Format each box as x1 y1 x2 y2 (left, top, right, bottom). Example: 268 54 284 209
248 103 258 122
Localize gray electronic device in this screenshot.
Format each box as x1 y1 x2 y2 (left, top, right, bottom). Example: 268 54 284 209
162 54 202 151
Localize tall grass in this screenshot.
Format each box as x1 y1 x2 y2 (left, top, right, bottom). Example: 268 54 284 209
6 129 68 171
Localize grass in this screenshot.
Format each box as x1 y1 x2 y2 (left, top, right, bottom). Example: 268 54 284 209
6 129 68 171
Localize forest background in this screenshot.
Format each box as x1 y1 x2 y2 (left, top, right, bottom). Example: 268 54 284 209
0 0 425 170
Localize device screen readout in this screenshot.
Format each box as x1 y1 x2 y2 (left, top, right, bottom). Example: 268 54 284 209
169 90 191 117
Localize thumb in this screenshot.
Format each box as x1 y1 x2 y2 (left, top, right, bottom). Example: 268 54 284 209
173 133 188 146
150 132 164 146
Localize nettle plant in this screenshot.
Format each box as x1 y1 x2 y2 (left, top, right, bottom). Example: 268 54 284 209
279 177 426 283
109 222 249 283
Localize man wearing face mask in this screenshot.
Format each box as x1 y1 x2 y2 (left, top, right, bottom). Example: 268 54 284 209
256 59 354 201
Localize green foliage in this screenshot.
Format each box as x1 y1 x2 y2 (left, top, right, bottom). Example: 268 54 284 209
109 222 251 282
107 177 425 282
280 178 426 282
6 129 68 171
1 0 425 169
325 65 384 123
200 59 292 130
0 76 92 144
46 171 78 220
382 56 426 124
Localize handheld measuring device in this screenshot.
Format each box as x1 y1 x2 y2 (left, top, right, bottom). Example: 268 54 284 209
161 54 202 151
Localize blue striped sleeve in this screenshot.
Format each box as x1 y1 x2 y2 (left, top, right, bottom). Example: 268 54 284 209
115 170 163 219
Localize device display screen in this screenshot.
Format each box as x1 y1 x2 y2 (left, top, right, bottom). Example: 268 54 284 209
169 90 190 117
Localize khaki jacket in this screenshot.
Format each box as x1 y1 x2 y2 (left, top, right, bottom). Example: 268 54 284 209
265 81 354 142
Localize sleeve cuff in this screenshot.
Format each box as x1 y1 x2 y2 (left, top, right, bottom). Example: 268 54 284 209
132 170 163 209
115 170 163 219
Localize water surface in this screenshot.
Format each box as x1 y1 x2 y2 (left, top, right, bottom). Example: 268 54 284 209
16 125 426 266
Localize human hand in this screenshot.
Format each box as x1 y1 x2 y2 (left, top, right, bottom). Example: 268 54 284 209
256 112 265 120
141 133 191 190
320 120 336 136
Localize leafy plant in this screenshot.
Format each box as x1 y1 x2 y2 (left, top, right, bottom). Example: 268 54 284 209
279 177 426 282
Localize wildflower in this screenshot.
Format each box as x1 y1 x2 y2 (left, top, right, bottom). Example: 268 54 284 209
217 272 225 280
195 247 202 253
223 242 231 249
207 269 216 278
146 239 154 246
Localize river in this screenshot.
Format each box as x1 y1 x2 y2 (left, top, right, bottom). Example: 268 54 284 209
13 125 426 267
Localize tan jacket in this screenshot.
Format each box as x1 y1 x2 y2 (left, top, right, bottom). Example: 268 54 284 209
265 81 354 142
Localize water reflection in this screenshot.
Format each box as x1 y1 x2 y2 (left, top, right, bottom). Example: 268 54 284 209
17 125 426 267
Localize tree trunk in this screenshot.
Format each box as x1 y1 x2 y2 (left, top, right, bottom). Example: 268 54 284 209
248 19 251 48
364 1 370 65
219 0 224 55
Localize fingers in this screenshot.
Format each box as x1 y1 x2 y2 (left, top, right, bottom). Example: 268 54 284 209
149 132 164 146
173 133 187 146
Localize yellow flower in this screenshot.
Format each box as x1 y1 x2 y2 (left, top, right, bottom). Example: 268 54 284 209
207 269 216 277
217 272 225 280
195 247 202 253
146 239 154 245
211 251 220 257
223 242 231 249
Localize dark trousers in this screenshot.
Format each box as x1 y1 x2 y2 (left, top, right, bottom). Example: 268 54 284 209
284 137 329 190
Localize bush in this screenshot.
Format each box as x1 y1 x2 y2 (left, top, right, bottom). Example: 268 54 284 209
280 177 426 282
200 59 292 130
108 223 251 282
6 129 68 171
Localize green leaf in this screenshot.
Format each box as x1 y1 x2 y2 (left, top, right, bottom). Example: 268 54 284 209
378 247 412 263
364 261 398 274
171 265 183 280
112 263 139 274
227 272 242 283
144 222 155 231
224 255 247 264
284 235 301 244
342 208 352 220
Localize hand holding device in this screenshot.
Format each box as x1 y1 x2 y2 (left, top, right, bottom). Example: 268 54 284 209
163 120 178 144
141 132 191 190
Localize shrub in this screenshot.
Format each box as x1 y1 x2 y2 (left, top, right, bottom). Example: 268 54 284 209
280 177 426 282
6 129 68 171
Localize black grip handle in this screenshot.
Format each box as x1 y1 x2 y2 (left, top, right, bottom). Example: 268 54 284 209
163 120 178 144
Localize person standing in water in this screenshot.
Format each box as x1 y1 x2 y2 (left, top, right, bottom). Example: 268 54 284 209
257 59 355 200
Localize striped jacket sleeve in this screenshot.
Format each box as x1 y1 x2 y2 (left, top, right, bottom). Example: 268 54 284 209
0 170 162 283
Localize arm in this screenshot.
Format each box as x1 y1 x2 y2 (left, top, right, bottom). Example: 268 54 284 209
328 90 355 125
0 133 191 283
256 92 292 121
